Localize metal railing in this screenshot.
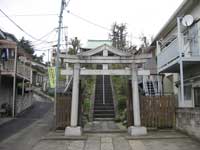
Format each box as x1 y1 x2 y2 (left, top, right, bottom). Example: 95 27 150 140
157 38 179 69
0 59 31 80
158 25 200 70
0 59 14 72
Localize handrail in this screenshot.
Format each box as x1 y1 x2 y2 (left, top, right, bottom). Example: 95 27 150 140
157 38 178 57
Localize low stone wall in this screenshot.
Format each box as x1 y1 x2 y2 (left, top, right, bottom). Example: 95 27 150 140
176 108 200 140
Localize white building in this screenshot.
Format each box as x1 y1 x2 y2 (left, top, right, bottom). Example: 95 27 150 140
151 0 200 139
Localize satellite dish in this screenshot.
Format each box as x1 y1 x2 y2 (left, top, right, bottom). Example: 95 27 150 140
182 15 194 27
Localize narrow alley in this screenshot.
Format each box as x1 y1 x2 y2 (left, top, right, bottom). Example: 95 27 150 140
0 95 53 150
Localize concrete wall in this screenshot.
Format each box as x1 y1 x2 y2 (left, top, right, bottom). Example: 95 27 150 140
0 75 33 115
176 108 200 140
144 57 157 74
15 79 33 114
163 74 174 94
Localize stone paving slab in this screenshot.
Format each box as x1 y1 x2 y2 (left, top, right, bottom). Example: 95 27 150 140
126 130 189 140
68 141 85 150
101 142 113 150
113 136 132 150
101 137 112 143
84 137 101 150
129 140 146 150
140 138 200 150
32 141 68 150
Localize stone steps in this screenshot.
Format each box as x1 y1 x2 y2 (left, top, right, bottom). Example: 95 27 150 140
93 110 115 114
93 75 115 120
93 113 115 118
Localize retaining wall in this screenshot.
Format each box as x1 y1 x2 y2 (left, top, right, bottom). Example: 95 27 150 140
176 108 200 140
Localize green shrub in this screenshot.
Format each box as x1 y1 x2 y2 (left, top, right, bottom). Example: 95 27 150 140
118 95 127 112
83 98 90 114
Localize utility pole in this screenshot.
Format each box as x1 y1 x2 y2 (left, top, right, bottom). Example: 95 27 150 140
54 0 66 117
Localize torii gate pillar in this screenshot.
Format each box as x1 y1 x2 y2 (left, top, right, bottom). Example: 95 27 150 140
128 63 147 136
65 63 82 136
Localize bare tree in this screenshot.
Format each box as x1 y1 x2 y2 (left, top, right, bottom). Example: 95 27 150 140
110 22 127 50
68 37 80 55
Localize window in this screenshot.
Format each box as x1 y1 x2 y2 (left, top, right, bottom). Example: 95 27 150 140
184 85 192 100
194 88 200 107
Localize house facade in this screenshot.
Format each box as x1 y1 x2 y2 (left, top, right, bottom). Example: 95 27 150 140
152 0 200 139
31 61 48 92
0 30 33 117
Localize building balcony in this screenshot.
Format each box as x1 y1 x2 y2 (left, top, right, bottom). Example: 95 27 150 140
157 36 200 73
0 59 31 81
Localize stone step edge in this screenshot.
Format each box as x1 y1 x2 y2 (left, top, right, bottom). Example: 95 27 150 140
93 118 115 121
125 135 189 140
84 129 127 134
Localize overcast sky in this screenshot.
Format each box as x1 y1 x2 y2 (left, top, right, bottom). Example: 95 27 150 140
0 0 183 61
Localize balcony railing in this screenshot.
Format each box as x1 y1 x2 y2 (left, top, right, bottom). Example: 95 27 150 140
158 21 200 72
17 61 31 80
157 38 179 69
0 59 31 80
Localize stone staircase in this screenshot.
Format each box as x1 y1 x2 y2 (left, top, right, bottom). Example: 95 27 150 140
93 75 115 120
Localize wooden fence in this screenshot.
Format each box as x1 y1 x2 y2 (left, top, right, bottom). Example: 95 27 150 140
140 96 175 129
55 81 85 129
127 82 176 129
56 94 71 129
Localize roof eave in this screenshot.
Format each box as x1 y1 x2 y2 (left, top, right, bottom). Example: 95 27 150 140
151 0 196 46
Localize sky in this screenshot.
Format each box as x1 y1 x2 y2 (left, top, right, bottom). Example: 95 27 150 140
0 0 184 62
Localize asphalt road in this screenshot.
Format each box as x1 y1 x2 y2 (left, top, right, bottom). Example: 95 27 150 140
0 94 53 150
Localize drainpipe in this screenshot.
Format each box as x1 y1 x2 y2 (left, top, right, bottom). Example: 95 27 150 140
177 17 184 107
12 46 17 117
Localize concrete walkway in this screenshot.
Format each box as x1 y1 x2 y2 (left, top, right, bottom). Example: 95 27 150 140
32 131 200 150
32 121 200 150
33 133 131 150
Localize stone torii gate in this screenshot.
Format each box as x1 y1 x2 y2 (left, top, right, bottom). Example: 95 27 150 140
60 44 151 136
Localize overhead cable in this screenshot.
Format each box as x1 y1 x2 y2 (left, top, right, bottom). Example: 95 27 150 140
0 8 40 40
66 10 110 31
0 13 58 17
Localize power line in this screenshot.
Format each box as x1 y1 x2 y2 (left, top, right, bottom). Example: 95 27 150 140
32 40 57 46
0 13 58 17
32 28 56 43
0 8 40 40
66 10 110 31
65 0 71 7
